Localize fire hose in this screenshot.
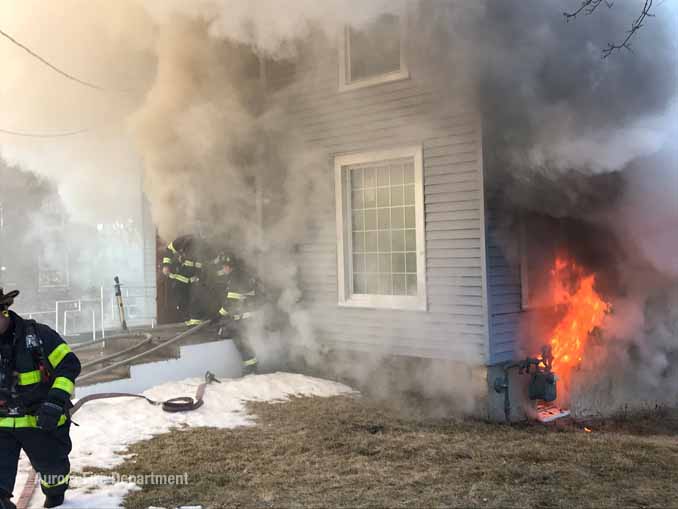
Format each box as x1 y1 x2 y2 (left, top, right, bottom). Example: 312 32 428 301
71 331 153 352
70 370 220 414
78 334 153 369
77 320 212 384
16 320 216 509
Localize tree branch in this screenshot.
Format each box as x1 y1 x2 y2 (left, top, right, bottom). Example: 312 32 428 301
563 0 615 21
563 0 655 58
601 0 654 58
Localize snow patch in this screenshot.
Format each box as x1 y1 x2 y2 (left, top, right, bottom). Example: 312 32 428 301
22 372 354 508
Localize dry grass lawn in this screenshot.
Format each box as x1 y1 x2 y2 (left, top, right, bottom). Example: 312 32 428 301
90 395 678 509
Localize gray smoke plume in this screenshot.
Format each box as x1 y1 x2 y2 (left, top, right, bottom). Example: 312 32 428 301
449 1 677 414
0 0 395 341
0 0 676 415
422 0 676 175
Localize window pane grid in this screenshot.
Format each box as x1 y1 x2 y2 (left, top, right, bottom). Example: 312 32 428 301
350 159 417 296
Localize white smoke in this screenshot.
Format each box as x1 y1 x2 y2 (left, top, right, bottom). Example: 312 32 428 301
142 0 396 56
0 0 154 224
1 0 677 416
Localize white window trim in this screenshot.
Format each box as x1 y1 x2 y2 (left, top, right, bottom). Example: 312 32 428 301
338 14 409 93
335 146 427 311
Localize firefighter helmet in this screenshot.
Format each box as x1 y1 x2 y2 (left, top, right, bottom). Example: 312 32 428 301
0 288 19 310
214 252 237 268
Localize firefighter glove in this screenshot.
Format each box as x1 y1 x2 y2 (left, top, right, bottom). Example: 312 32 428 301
36 401 64 432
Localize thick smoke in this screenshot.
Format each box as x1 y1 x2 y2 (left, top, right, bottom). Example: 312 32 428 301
570 140 678 416
1 0 676 415
0 0 154 223
421 0 676 175
0 0 396 340
126 1 403 371
447 1 677 414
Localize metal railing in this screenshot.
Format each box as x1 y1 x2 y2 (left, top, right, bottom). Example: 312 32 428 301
16 283 157 342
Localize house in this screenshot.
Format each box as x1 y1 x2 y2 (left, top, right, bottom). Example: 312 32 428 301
256 9 523 419
0 161 156 332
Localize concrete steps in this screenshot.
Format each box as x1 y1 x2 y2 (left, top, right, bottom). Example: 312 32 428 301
75 323 223 387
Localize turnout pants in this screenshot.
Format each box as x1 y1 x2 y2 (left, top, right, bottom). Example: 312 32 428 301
171 281 191 322
219 321 258 374
188 281 210 323
0 423 72 499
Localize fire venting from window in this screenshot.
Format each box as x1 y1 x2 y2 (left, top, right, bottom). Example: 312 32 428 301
540 256 611 395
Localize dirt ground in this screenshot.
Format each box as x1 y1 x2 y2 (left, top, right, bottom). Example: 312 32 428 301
91 395 678 509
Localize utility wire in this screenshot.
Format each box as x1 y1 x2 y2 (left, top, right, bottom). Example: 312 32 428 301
0 27 106 91
0 127 90 138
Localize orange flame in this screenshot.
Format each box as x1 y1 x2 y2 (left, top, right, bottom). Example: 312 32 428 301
544 256 610 381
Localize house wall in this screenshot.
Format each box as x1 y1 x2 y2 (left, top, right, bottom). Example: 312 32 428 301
269 40 490 366
485 208 522 364
484 207 525 419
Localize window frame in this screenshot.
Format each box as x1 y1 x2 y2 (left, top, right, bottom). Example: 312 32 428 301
338 13 409 92
335 146 427 311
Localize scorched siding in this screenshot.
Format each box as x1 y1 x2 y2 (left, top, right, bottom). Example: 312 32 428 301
272 47 489 365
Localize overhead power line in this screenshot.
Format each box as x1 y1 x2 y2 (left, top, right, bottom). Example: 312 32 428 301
0 127 90 138
0 27 106 91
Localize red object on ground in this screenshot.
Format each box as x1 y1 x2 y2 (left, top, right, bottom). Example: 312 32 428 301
16 469 37 509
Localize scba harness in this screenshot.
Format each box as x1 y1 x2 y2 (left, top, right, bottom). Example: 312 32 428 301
0 321 52 418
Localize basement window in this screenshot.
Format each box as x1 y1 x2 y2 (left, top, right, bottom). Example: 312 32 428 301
335 147 427 311
339 13 409 92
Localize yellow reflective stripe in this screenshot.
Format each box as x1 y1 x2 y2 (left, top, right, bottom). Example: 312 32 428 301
169 273 190 284
52 377 75 396
167 242 176 254
189 276 200 283
41 473 70 488
243 358 258 366
0 415 67 429
183 260 195 267
48 343 72 369
185 319 204 326
219 307 228 317
227 292 246 300
13 416 35 428
162 257 172 264
18 370 42 385
195 262 203 269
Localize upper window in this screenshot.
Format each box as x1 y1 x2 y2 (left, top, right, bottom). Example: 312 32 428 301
335 147 426 310
339 13 409 92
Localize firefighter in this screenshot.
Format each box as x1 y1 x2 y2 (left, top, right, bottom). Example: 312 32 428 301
161 234 206 325
0 289 81 509
215 254 260 375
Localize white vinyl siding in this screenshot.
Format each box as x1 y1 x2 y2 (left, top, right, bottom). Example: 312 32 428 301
486 207 522 364
335 147 426 310
269 36 489 364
